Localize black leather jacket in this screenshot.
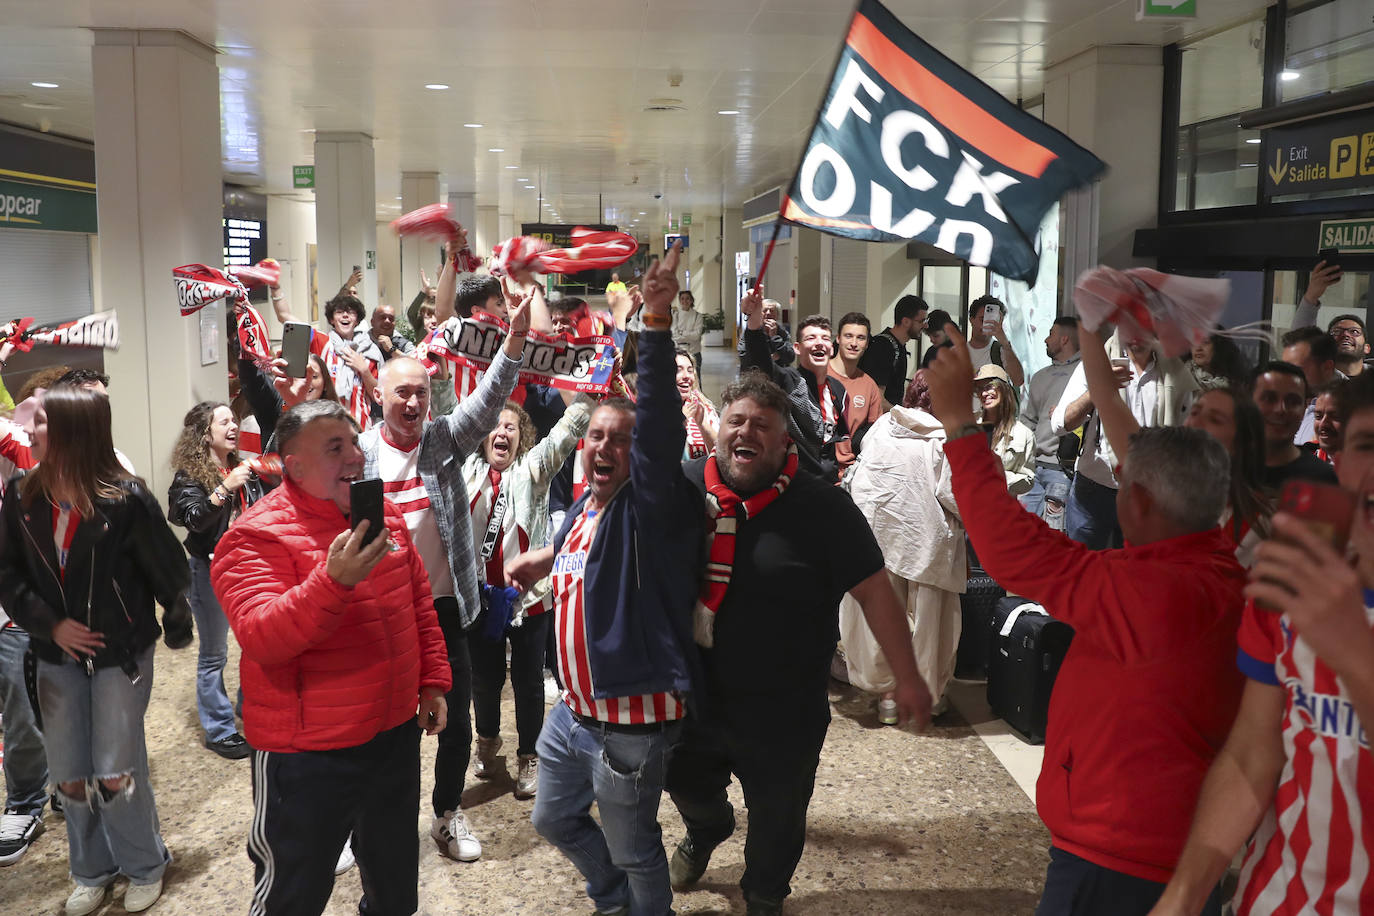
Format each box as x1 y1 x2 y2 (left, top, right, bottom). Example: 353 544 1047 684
167 469 269 560
0 475 193 668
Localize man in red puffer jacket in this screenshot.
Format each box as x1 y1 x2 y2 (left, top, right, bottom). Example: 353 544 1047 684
212 399 450 916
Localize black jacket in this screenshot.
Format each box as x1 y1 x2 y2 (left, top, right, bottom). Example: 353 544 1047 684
167 469 269 560
0 475 193 668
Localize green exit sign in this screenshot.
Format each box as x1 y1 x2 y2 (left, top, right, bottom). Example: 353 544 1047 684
1137 0 1196 19
293 165 315 189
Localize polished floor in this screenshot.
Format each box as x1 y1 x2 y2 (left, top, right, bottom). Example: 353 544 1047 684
1 347 1054 915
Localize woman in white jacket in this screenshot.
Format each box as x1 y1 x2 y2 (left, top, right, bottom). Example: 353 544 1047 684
839 370 966 719
973 363 1035 497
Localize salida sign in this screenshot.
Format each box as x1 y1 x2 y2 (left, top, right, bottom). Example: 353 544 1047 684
1263 110 1374 197
782 0 1104 282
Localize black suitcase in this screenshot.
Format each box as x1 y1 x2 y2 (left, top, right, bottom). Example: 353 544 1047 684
986 597 1074 744
955 573 1005 680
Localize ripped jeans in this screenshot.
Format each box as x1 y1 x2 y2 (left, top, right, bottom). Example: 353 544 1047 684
530 701 682 916
37 647 170 887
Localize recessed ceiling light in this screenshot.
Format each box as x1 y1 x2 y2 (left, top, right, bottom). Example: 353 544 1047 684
1280 70 1300 81
463 123 483 128
30 81 58 89
505 165 518 169
1245 138 1261 144
425 83 450 90
395 196 403 200
638 211 646 215
301 128 316 133
718 109 740 115
488 148 505 153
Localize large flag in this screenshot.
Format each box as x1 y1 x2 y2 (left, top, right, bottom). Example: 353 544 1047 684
783 0 1106 282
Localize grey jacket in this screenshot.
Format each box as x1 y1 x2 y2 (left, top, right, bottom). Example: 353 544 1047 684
360 349 522 628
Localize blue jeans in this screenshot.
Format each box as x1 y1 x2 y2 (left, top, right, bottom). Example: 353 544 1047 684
0 625 49 815
1065 474 1122 550
1021 465 1072 531
38 648 170 887
531 701 682 916
187 555 237 742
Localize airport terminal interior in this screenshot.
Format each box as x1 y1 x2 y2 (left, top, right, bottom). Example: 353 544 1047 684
2 0 1374 913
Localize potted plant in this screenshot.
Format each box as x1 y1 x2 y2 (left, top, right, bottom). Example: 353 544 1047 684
701 308 726 347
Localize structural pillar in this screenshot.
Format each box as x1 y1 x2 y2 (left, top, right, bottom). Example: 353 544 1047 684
91 29 223 497
314 131 377 319
1044 45 1163 284
475 205 499 260
446 189 476 275
398 170 439 306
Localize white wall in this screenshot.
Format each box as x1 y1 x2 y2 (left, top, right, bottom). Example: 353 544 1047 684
263 196 317 337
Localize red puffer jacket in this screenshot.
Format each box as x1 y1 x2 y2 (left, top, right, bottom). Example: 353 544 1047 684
211 479 451 753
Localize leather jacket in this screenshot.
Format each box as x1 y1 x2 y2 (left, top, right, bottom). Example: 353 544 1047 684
0 474 193 668
167 469 269 560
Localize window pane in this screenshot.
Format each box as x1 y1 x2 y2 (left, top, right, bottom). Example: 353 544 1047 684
921 265 962 326
1179 20 1265 127
1272 267 1374 339
1282 0 1374 101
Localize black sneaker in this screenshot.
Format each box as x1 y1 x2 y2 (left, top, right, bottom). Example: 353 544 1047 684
0 810 43 865
205 733 253 760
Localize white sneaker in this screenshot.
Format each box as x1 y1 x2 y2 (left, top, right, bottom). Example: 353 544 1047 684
334 837 355 875
124 877 163 913
65 883 108 916
430 809 482 862
473 735 503 780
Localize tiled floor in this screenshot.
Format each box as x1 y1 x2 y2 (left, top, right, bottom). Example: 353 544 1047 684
2 346 1054 914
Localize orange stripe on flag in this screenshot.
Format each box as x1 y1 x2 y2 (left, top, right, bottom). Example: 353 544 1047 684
782 198 871 229
846 12 1057 178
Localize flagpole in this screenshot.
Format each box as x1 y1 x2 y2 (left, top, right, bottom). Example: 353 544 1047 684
752 219 783 296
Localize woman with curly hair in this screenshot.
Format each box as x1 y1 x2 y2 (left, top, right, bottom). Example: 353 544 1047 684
463 393 592 800
167 401 269 760
1188 329 1251 389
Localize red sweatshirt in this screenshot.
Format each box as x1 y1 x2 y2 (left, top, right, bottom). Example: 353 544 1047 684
945 434 1246 883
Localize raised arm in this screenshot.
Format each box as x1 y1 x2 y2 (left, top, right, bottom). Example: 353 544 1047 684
631 243 690 510
1051 364 1091 437
527 397 593 487
990 317 1024 388
739 288 778 380
433 294 529 458
435 243 459 324
1078 324 1137 463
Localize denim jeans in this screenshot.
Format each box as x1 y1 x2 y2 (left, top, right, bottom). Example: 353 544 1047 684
187 555 238 742
1064 474 1122 550
38 647 170 887
1036 846 1222 916
1020 464 1072 532
0 625 49 815
531 701 682 916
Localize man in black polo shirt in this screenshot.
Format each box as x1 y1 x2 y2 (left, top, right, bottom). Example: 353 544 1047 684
665 346 931 916
1252 361 1337 494
859 294 927 407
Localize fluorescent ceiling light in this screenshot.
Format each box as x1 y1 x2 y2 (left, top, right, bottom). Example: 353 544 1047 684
30 81 58 89
488 148 505 152
717 109 740 115
425 83 450 90
505 165 518 169
1245 138 1261 144
1280 70 1301 81
463 123 482 128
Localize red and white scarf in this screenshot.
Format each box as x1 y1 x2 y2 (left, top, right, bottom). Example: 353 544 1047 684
490 228 638 277
695 444 799 647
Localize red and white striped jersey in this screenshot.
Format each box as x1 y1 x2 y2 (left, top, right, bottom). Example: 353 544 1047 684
52 504 79 574
550 506 684 725
1234 596 1374 915
0 417 34 470
375 429 452 599
237 414 262 461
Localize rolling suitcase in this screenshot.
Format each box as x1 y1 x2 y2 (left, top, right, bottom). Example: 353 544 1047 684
954 572 1005 680
986 598 1074 744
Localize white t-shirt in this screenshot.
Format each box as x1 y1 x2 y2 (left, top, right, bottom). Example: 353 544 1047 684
967 341 995 374
375 432 453 599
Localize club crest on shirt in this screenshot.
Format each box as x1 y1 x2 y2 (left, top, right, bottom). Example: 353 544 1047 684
853 395 866 410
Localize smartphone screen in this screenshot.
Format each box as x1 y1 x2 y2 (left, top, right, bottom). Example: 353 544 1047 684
281 321 313 378
349 479 385 547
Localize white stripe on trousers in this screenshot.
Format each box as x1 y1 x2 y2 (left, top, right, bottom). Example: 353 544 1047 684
248 750 275 916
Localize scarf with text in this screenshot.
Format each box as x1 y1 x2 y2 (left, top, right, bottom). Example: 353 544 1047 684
695 443 799 647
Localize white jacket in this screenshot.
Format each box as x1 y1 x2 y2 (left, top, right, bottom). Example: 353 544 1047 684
844 407 966 593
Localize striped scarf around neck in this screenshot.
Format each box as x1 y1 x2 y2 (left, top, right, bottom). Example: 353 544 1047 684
696 443 799 647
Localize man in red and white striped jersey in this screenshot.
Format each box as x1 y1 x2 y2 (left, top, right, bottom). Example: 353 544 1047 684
1152 372 1374 916
505 245 700 916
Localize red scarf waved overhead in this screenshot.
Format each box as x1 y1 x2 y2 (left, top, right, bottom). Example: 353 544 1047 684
695 444 799 647
490 228 637 278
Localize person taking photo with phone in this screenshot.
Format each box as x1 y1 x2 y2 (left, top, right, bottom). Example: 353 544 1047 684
1149 369 1374 916
210 397 453 916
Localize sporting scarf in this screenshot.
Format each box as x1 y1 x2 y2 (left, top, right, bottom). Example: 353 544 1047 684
390 204 482 271
695 444 799 648
490 228 638 277
0 313 119 353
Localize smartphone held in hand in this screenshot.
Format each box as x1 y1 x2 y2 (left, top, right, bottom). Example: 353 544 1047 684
350 478 385 547
281 321 313 378
982 302 1000 333
1278 480 1354 553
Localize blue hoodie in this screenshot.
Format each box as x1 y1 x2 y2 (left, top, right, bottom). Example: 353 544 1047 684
551 328 705 702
